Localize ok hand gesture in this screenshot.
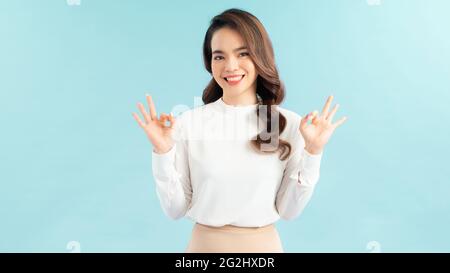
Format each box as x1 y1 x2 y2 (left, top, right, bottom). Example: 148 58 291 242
132 94 175 154
299 95 348 155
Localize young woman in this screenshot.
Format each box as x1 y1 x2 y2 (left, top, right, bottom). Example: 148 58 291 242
132 8 347 253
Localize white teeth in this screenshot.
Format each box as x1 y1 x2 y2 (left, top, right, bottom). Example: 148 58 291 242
226 75 243 81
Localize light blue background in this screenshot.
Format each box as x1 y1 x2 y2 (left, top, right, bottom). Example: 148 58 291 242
1 0 449 252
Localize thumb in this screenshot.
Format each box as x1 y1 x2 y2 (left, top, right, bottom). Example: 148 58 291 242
300 112 312 131
168 112 176 129
159 113 169 125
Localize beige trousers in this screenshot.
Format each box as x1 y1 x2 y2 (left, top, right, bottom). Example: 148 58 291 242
185 223 284 253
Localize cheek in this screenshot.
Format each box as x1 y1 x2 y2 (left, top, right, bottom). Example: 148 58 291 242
211 63 223 83
243 61 257 80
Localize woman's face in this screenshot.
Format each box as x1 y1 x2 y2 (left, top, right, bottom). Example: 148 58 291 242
210 27 258 99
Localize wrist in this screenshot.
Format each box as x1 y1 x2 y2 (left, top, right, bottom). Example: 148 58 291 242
153 145 172 154
304 145 323 155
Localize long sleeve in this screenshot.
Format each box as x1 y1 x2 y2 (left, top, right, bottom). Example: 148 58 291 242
148 99 326 227
151 116 192 220
275 119 323 220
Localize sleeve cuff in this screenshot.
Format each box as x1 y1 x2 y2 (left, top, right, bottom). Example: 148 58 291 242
152 144 176 174
301 147 322 172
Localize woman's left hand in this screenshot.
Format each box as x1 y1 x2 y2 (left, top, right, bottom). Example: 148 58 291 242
299 95 348 155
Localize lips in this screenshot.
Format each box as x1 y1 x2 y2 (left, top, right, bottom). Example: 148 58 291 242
224 75 245 85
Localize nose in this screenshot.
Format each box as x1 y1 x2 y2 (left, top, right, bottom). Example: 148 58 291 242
225 56 239 72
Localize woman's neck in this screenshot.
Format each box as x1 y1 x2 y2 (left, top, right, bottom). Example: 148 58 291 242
222 88 258 106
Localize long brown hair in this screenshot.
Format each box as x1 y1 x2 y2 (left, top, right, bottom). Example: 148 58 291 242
202 8 291 161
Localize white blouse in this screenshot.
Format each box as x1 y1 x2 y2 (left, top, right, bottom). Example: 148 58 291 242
151 97 323 227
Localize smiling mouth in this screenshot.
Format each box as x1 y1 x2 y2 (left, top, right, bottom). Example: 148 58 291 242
224 75 245 82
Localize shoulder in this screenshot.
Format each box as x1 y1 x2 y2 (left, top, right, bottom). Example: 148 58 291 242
174 102 214 122
276 106 303 134
172 102 215 139
277 106 302 122
276 105 307 150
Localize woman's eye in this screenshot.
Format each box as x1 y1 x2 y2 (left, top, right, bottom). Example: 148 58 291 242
239 52 249 57
213 56 224 60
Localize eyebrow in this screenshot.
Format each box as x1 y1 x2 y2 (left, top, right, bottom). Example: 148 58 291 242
212 46 248 55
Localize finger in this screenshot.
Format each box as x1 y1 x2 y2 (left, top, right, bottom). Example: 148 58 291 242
311 110 319 124
327 104 339 122
161 113 176 128
300 112 313 130
299 113 308 130
332 116 348 129
137 102 151 123
321 95 334 118
146 94 157 120
168 112 176 128
159 113 169 126
132 112 146 128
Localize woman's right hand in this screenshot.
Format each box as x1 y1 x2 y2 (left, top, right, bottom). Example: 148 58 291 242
132 94 176 154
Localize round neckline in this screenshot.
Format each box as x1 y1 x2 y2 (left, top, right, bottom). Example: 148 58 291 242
215 97 260 112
